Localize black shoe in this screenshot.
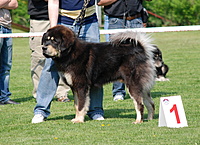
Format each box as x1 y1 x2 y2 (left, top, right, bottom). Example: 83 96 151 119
2 99 20 105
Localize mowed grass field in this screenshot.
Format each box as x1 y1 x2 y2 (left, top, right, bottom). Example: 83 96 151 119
0 29 200 145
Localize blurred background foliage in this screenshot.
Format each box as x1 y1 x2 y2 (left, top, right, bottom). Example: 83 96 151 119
11 0 200 29
143 0 200 26
11 0 29 27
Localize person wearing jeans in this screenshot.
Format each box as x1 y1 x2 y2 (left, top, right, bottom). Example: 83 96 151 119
32 0 104 123
98 0 151 101
109 17 144 101
0 0 20 105
28 0 71 102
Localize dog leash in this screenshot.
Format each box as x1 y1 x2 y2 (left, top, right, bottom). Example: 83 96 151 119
72 0 91 37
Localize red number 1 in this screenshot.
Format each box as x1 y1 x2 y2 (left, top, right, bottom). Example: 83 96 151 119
170 104 181 124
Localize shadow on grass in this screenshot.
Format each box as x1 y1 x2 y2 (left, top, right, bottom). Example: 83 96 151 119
48 114 75 121
47 94 162 122
12 94 75 103
14 93 161 122
48 108 159 123
12 96 34 103
104 108 159 120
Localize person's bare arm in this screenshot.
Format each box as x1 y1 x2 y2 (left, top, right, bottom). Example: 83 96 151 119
48 0 59 27
97 0 117 6
0 0 10 8
0 0 18 9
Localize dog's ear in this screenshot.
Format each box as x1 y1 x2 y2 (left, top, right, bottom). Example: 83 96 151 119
41 32 47 45
61 29 76 51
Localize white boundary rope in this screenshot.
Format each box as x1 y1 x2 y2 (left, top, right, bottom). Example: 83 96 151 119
0 25 199 38
101 25 200 34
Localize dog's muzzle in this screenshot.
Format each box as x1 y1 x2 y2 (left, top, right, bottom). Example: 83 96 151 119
42 46 48 51
42 45 60 58
42 46 51 58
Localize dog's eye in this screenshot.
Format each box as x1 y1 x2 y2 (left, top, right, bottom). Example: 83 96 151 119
51 39 59 44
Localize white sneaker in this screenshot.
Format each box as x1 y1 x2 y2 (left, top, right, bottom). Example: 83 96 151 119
31 114 45 123
92 114 104 120
113 95 124 101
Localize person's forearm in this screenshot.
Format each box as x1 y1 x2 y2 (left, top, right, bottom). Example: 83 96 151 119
0 0 18 9
0 0 10 8
48 0 59 27
97 0 117 6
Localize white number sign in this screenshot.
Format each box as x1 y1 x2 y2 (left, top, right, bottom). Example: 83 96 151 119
158 95 188 128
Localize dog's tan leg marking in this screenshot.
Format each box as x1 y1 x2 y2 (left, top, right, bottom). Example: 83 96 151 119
132 99 143 124
71 92 84 123
127 88 144 124
58 72 73 86
63 73 73 86
143 92 155 120
71 90 90 123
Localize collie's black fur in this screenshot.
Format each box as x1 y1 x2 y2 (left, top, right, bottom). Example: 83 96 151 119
152 46 169 81
42 25 156 124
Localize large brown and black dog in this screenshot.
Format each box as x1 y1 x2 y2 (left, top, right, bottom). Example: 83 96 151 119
42 25 156 124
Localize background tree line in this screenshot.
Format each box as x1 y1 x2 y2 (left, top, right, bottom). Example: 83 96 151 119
11 0 200 30
143 0 200 27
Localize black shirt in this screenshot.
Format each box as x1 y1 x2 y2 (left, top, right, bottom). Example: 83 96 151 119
28 0 49 20
104 0 143 17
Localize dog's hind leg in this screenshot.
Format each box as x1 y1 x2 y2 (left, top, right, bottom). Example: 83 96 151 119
71 88 90 123
127 87 144 124
143 91 155 120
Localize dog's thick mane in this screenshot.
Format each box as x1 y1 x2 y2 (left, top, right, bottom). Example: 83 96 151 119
110 31 156 59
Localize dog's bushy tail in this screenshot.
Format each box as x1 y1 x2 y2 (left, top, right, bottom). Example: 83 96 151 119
110 31 156 91
110 31 156 59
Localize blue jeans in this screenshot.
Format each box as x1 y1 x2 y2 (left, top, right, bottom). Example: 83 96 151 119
34 21 104 118
106 16 144 97
0 26 12 103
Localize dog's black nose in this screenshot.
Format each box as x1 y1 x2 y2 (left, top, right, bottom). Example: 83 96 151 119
42 46 47 50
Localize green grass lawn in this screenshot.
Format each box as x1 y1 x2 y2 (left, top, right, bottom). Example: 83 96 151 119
0 29 200 145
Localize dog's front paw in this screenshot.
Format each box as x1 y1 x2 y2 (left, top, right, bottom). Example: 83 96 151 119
164 78 170 81
71 118 84 123
132 120 143 124
156 76 170 81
